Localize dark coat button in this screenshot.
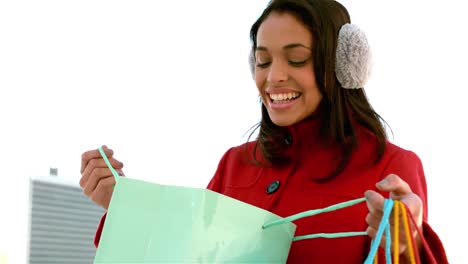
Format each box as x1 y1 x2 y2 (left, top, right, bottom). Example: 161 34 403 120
266 180 280 194
284 133 293 145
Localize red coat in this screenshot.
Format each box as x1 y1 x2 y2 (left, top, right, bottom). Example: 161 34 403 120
206 115 448 263
94 115 448 263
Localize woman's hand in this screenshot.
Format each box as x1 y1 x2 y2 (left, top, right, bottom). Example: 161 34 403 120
364 174 423 256
80 145 124 209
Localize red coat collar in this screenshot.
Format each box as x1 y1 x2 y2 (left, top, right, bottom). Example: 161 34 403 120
280 110 378 181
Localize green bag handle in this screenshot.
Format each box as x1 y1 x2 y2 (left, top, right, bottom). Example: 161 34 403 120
97 146 368 241
98 147 121 184
262 198 368 241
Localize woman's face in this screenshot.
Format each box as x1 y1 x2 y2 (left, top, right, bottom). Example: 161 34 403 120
255 12 322 127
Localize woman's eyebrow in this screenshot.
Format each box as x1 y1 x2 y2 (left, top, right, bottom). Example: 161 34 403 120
283 43 311 50
256 43 312 51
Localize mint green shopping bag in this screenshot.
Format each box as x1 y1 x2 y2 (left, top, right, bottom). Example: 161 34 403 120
93 148 297 263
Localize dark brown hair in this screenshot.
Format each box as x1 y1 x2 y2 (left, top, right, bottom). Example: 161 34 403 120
248 0 388 180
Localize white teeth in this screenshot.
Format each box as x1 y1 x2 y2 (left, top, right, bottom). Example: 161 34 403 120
269 92 299 101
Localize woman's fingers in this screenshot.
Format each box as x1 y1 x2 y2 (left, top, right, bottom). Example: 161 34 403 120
81 145 113 173
79 145 124 209
79 157 123 188
83 168 115 196
376 174 412 197
89 176 116 209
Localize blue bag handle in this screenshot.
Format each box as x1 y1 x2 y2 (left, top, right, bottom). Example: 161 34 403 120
263 197 368 240
263 197 395 263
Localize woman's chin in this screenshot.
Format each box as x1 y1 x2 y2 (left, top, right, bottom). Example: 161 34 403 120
270 116 299 127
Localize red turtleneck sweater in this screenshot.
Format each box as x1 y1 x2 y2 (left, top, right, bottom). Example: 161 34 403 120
93 115 447 263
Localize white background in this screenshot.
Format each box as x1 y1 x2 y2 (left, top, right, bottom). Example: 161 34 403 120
0 0 466 263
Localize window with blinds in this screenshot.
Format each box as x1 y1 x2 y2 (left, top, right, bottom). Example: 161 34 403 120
28 177 105 264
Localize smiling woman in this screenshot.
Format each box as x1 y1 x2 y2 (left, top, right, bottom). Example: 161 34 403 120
79 0 450 263
0 0 466 263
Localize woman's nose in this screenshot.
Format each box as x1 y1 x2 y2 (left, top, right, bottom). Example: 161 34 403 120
267 61 288 83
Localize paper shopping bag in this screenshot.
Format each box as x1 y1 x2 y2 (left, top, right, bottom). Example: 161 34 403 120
93 150 296 263
93 179 296 263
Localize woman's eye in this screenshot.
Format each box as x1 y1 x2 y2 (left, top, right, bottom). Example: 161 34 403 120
289 60 307 67
256 62 271 68
255 58 308 68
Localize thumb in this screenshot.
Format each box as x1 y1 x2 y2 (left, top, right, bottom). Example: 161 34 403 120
376 174 411 197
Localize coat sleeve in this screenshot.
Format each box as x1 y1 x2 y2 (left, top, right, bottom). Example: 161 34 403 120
383 149 448 263
94 212 106 248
